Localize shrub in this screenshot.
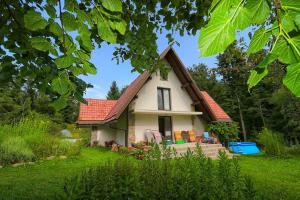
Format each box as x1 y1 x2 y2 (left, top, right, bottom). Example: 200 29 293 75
207 121 240 144
257 128 286 157
67 124 91 146
0 137 34 165
59 145 257 200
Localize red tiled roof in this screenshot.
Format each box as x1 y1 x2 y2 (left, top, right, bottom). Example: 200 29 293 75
200 91 231 122
78 99 117 121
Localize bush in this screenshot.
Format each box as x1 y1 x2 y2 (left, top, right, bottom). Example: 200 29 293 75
59 145 257 200
207 121 240 144
0 137 34 165
66 124 91 146
257 128 286 157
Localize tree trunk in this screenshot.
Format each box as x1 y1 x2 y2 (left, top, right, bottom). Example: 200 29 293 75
236 94 247 141
259 101 266 127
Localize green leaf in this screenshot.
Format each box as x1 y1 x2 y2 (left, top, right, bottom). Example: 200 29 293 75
199 1 251 57
246 0 270 24
49 22 63 37
92 9 117 44
282 11 297 32
83 61 97 74
209 0 239 14
247 27 271 55
52 77 69 95
281 0 300 11
272 37 300 64
62 12 77 31
199 12 235 57
78 24 94 51
295 14 300 28
247 54 277 90
24 10 48 31
232 6 251 30
101 0 122 12
50 96 68 110
114 20 127 35
283 63 300 97
45 5 56 18
55 55 76 69
30 37 58 56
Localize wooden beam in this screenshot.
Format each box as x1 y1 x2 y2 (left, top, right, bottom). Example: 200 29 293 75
181 81 191 89
192 101 201 106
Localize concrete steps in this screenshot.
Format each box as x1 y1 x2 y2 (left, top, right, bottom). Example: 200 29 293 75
170 142 232 159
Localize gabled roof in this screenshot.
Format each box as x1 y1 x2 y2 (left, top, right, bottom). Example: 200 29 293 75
78 99 117 124
77 47 231 125
200 91 231 122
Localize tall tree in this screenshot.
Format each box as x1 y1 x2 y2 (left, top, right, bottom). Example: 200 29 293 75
106 81 120 100
217 42 249 141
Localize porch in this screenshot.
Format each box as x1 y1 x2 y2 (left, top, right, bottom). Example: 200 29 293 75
169 142 232 159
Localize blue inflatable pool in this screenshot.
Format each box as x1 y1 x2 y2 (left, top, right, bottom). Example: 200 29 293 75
229 142 260 154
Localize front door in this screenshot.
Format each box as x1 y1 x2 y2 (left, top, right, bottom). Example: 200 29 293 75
158 116 172 141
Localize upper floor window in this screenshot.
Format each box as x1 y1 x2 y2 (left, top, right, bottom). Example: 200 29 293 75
157 88 171 110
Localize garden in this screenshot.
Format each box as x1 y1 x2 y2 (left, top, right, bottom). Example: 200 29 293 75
0 114 300 199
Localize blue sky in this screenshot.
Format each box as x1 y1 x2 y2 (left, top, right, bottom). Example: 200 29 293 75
81 30 249 99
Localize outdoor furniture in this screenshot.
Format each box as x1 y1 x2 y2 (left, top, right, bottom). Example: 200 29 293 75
188 130 196 142
144 129 155 143
182 131 189 143
152 130 162 144
175 131 185 144
195 131 202 143
202 132 214 143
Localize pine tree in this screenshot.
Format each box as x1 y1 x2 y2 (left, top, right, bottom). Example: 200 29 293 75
106 81 120 100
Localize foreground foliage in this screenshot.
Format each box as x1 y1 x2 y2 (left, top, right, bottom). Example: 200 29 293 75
0 148 299 199
1 0 212 109
199 0 300 97
60 146 256 200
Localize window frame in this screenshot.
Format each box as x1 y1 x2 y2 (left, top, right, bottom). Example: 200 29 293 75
157 87 171 110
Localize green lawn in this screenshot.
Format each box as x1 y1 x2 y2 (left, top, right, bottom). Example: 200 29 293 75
0 148 126 200
239 155 300 199
0 148 300 200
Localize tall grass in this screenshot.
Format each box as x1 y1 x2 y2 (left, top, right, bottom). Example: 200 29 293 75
59 145 258 200
0 113 81 165
257 128 286 157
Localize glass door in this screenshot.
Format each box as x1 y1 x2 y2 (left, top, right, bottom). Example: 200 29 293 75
158 116 172 141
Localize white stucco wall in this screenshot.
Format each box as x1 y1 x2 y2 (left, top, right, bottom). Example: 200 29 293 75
172 115 193 131
134 114 158 142
132 69 194 112
91 126 115 146
129 67 206 143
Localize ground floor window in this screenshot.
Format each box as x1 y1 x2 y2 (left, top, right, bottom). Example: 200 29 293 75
158 116 172 141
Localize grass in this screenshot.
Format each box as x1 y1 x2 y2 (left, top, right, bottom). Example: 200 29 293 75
0 148 300 199
0 147 127 200
239 154 300 199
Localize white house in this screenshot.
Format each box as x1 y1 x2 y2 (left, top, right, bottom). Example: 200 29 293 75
77 47 231 146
